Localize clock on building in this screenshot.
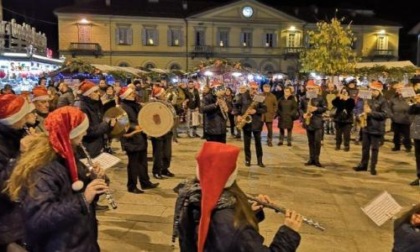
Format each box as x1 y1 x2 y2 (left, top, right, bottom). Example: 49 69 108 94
242 6 254 18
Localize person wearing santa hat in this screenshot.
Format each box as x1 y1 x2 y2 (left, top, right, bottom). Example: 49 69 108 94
6 106 108 251
78 80 117 158
0 94 34 251
174 141 302 252
119 87 159 193
201 80 228 143
300 80 327 168
353 81 391 175
150 85 176 180
31 85 52 133
233 81 267 167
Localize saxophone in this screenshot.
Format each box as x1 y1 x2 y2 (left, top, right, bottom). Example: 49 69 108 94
304 98 313 126
236 100 259 130
217 96 229 121
358 101 369 128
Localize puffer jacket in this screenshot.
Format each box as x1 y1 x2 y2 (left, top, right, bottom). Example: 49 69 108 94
389 95 411 125
233 91 267 132
21 157 99 252
201 93 227 135
0 124 24 245
300 95 327 130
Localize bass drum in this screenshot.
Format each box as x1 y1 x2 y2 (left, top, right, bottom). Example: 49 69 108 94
138 101 177 137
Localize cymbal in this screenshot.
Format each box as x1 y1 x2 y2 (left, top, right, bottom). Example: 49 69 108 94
104 107 128 139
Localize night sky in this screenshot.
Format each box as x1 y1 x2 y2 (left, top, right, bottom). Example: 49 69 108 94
2 0 418 61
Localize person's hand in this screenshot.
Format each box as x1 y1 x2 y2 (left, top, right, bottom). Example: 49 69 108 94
284 209 303 232
237 115 243 122
109 118 117 127
248 109 256 115
92 163 105 178
309 106 317 113
251 194 271 211
84 179 108 204
364 106 372 114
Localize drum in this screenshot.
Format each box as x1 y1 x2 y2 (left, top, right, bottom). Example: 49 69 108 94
138 101 176 137
104 107 129 138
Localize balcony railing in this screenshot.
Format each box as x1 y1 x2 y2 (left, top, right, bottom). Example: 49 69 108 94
190 45 213 59
370 49 395 60
282 47 304 59
68 43 102 57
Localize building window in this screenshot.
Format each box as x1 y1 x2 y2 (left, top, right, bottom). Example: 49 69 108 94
217 29 229 47
195 30 205 46
168 28 183 46
77 24 91 43
142 27 159 46
376 35 389 52
263 64 274 73
264 32 274 47
144 63 156 69
169 63 181 70
241 31 252 47
119 62 129 67
116 25 132 45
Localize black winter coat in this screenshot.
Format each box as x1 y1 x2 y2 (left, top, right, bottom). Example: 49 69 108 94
389 95 411 125
179 206 301 252
233 91 267 132
186 88 200 110
300 95 327 130
80 96 111 158
332 97 355 124
21 157 99 252
363 94 390 136
201 93 227 135
393 221 420 252
277 95 298 129
120 100 148 152
0 124 24 245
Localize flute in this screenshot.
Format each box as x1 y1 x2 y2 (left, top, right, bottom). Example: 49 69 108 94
79 144 118 209
246 195 325 231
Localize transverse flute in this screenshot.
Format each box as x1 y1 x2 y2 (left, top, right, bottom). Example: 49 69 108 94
246 195 325 231
79 144 118 209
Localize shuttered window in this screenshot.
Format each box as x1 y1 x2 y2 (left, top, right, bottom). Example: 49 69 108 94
142 27 159 46
167 28 184 47
116 25 132 45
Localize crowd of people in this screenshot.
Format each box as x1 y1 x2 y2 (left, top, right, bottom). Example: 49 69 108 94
0 74 420 251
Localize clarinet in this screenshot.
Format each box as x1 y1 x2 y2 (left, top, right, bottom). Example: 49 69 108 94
246 195 325 231
79 144 118 209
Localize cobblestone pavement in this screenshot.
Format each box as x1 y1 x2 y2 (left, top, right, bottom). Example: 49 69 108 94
97 129 418 252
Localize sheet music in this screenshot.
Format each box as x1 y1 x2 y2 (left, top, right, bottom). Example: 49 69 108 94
401 87 416 98
358 90 372 100
80 152 121 171
306 90 318 99
253 95 266 103
361 191 402 226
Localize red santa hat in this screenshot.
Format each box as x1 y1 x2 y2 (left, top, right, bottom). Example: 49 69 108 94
306 79 318 87
31 86 50 102
79 80 99 96
119 87 134 100
195 142 240 252
370 81 383 91
152 86 165 97
0 94 31 126
44 106 89 191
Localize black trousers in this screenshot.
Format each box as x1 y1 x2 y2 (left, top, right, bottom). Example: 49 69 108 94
126 150 150 189
206 134 226 143
151 133 173 175
263 122 273 141
392 122 412 150
306 129 322 162
335 123 352 148
228 113 236 135
415 139 420 178
243 130 263 162
361 132 381 168
279 128 293 144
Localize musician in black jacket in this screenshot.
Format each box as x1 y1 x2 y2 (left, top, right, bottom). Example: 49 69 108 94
119 87 159 193
234 82 267 167
79 81 116 158
353 81 391 175
301 80 327 167
201 82 227 143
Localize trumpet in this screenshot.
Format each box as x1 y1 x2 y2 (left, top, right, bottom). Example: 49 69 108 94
246 195 325 231
217 97 229 120
79 143 118 209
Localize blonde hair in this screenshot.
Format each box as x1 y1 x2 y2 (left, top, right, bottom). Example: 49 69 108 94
6 134 57 201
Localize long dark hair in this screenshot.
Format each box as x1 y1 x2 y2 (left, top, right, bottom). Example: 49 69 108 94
227 182 259 231
394 204 420 229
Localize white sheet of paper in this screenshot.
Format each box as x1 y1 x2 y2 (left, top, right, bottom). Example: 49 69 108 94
358 90 372 100
401 87 416 98
80 152 121 171
361 191 402 226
